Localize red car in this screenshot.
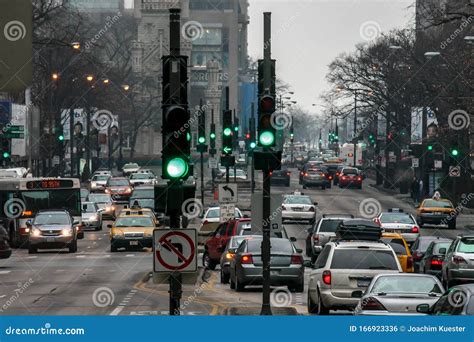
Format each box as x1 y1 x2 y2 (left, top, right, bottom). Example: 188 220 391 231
105 177 133 201
203 218 252 269
338 168 363 189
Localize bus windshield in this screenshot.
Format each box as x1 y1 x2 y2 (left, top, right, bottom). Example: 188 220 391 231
20 189 81 216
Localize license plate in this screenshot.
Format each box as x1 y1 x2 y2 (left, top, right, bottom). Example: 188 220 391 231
357 279 371 287
270 270 279 276
129 241 139 246
47 238 55 243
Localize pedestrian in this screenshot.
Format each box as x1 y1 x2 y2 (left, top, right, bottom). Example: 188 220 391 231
416 179 424 205
410 177 418 200
433 190 441 201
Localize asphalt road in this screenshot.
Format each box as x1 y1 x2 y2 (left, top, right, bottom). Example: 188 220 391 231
0 172 471 316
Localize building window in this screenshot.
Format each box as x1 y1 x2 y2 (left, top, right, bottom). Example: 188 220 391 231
193 28 222 46
189 0 233 11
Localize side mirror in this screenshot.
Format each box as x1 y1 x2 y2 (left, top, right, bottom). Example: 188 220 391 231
295 248 303 254
416 304 431 314
228 248 237 254
26 220 32 227
290 237 297 242
439 248 447 255
303 260 313 268
313 202 318 206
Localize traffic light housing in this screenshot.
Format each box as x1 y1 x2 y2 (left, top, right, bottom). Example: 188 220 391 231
257 95 276 147
197 107 207 153
1 138 11 160
222 110 233 154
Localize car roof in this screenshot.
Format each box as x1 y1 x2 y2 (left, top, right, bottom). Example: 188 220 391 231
37 210 70 215
329 240 392 249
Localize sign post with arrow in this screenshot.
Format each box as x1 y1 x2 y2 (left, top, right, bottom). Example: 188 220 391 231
218 183 238 203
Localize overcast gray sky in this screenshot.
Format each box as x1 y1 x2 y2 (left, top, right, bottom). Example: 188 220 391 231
248 0 415 113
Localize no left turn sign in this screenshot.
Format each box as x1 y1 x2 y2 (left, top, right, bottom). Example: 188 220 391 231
153 229 197 273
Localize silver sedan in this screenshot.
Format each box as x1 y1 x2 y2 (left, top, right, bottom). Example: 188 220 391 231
354 273 444 315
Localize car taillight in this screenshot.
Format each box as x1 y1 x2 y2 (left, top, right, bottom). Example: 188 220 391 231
431 259 443 266
336 172 340 176
269 172 273 176
287 172 291 176
225 252 235 260
105 189 111 194
453 256 467 264
312 234 319 242
321 173 325 177
411 226 419 233
329 176 333 180
360 297 386 311
357 177 362 181
309 207 315 212
241 254 253 264
322 270 331 285
413 251 423 261
300 171 304 175
304 172 308 177
203 220 209 225
407 256 414 269
291 254 303 264
341 176 347 180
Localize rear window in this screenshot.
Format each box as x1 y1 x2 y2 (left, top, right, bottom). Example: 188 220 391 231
371 275 443 295
283 196 312 205
247 239 293 254
423 200 453 209
237 221 252 234
433 242 451 255
380 213 414 224
343 169 358 175
331 249 399 270
381 238 407 255
458 238 474 253
318 219 343 233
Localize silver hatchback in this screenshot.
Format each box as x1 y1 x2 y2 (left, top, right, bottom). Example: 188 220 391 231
442 235 474 288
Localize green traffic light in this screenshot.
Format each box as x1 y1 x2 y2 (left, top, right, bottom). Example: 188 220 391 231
259 131 275 146
250 142 256 149
186 133 191 141
451 149 459 157
198 136 205 144
2 152 10 158
58 135 65 141
210 132 216 139
427 145 433 151
166 157 188 179
223 128 232 136
234 126 239 132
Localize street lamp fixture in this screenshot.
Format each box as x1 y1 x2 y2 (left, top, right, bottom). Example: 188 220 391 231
389 45 402 50
51 73 59 81
122 84 130 91
464 36 474 45
86 75 94 82
71 42 81 50
103 79 110 85
424 51 441 59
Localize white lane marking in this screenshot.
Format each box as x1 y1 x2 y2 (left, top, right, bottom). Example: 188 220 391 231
26 256 37 259
126 254 135 257
56 269 65 272
0 271 11 274
0 295 6 298
76 255 86 258
98 238 102 241
87 246 91 249
109 306 125 316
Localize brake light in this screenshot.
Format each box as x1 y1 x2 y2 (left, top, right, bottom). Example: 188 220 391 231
225 252 235 260
453 256 467 264
291 254 303 264
360 297 386 311
357 177 362 181
269 171 273 176
287 172 291 176
241 254 253 264
411 226 419 233
105 189 111 194
341 176 347 180
329 176 333 180
304 173 308 177
336 172 340 176
322 270 331 285
407 256 414 270
203 220 209 225
312 234 319 242
321 173 325 177
431 259 443 266
22 210 33 216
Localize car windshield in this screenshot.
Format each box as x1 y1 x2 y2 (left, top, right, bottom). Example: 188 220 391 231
230 237 247 248
88 194 112 204
423 200 453 208
92 175 109 181
34 213 70 225
331 249 399 270
458 238 474 253
381 238 407 255
124 164 139 169
371 276 443 294
115 217 153 227
380 213 414 224
318 219 344 233
206 208 241 219
107 179 129 186
131 173 153 180
131 189 154 199
82 203 97 213
283 196 312 205
247 238 293 254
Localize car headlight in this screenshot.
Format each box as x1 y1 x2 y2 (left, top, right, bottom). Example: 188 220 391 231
32 227 41 237
89 215 99 221
91 182 97 187
62 228 73 236
144 232 152 237
113 231 124 239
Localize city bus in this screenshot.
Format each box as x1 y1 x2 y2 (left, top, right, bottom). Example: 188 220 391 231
0 178 81 247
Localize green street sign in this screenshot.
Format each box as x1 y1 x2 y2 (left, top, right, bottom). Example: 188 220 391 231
1 132 24 139
5 125 24 132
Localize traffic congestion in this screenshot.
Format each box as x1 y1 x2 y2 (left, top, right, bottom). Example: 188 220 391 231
0 145 473 316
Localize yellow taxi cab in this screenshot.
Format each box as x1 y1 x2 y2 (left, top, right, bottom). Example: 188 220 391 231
381 233 414 273
416 198 457 229
117 208 159 226
108 212 156 252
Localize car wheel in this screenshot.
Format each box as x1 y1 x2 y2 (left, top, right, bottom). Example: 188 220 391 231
317 290 329 315
302 185 307 189
321 185 326 190
358 184 362 189
306 243 312 258
289 282 304 293
307 291 318 314
235 277 245 291
203 252 216 270
28 245 37 254
69 240 78 253
286 181 290 187
309 218 315 226
418 219 424 228
110 241 118 253
220 270 230 284
448 219 456 230
230 276 236 289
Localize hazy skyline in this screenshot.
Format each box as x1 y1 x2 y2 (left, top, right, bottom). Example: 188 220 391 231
247 0 415 113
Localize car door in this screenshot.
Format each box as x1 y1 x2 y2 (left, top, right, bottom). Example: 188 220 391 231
207 223 228 260
442 240 457 278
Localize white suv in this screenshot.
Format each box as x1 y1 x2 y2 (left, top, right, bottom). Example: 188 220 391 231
308 240 402 314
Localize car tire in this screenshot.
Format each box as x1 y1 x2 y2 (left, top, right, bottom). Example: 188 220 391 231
317 290 329 315
230 277 236 290
289 282 304 293
306 243 312 258
321 185 326 190
286 181 290 187
110 241 118 253
358 185 362 190
220 270 230 284
311 254 318 264
203 252 217 270
302 185 307 189
307 291 318 314
448 219 456 230
309 218 315 226
28 245 37 254
235 277 245 292
418 219 424 228
69 240 77 253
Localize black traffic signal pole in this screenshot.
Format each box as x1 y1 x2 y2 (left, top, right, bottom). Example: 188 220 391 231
168 8 183 316
250 103 255 193
233 109 237 183
199 99 205 207
260 12 272 316
225 87 230 185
